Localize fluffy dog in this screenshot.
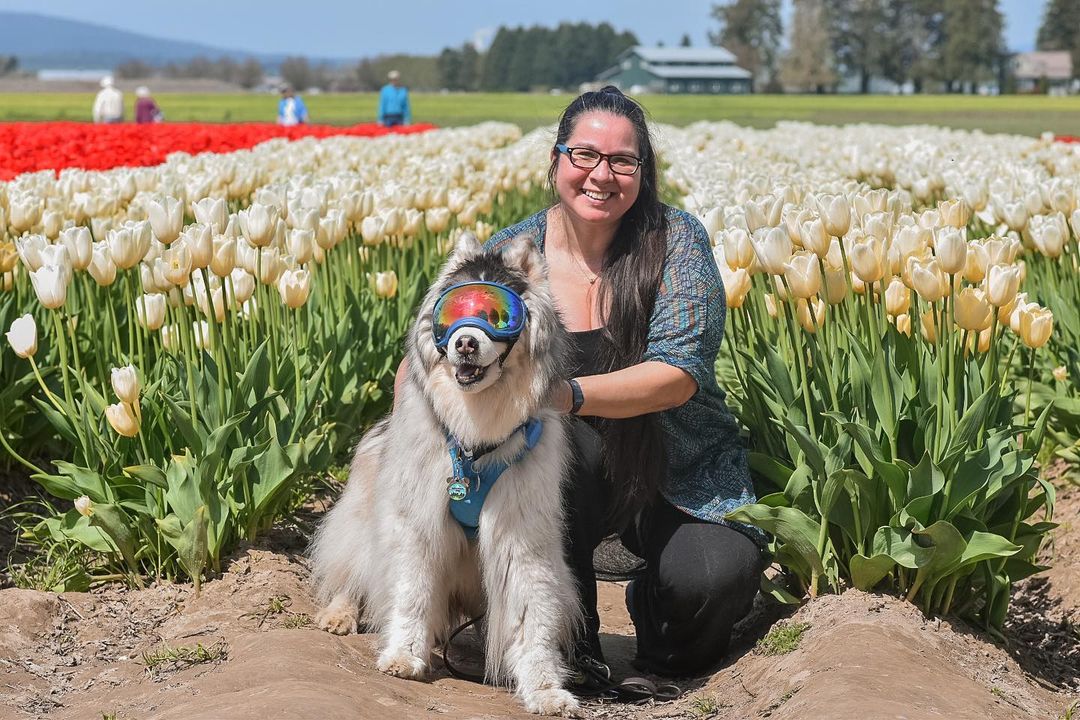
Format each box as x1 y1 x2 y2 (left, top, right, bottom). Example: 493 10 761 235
310 232 582 716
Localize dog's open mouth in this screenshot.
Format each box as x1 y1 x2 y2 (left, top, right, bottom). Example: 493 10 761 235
454 362 489 386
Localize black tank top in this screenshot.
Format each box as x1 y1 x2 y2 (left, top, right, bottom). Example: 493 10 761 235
568 328 607 378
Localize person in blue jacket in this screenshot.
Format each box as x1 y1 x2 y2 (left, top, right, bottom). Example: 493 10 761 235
277 86 308 126
378 70 411 127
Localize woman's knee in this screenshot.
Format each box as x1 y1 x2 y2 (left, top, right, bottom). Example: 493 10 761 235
652 524 762 622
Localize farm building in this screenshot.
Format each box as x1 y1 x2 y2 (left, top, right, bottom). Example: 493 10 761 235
596 46 753 94
1010 51 1076 94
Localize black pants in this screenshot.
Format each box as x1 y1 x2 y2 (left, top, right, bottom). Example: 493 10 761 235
565 418 763 677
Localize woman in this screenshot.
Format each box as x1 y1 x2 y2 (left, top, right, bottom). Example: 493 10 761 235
484 86 763 679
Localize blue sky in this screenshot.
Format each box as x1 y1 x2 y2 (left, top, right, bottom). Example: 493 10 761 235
0 0 1045 58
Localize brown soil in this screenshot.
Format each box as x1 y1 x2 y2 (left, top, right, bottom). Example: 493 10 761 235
1 492 1077 720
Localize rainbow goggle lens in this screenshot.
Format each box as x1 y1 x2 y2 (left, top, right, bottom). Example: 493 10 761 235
431 281 528 349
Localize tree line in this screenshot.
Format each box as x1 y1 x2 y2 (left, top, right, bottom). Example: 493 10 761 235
437 23 637 91
715 0 1080 94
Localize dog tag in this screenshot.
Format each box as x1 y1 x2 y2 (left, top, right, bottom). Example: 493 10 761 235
447 477 469 501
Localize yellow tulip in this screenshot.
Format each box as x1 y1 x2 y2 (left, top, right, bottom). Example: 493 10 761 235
722 228 756 270
909 256 947 304
954 287 992 332
0 241 17 273
783 251 821 299
1018 305 1053 349
105 401 140 437
884 277 910 317
893 313 912 336
1053 366 1068 382
963 241 989 283
720 266 752 308
921 309 938 343
938 199 971 228
373 270 398 299
796 297 826 334
278 268 312 309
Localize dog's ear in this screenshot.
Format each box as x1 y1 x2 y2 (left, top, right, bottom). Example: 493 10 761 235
502 233 544 283
453 230 482 257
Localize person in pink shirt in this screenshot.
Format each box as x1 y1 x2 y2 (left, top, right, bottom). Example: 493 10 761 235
134 86 163 124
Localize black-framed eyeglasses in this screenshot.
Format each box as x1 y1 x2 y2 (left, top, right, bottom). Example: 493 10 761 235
555 144 642 176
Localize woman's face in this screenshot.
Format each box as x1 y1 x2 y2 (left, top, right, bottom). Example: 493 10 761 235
553 111 642 229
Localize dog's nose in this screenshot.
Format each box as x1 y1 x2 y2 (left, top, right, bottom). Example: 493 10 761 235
455 334 479 356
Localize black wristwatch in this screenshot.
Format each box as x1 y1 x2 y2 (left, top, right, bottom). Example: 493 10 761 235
567 378 584 415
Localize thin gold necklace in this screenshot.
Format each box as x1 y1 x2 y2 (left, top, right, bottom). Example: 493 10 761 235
558 208 602 285
569 247 600 285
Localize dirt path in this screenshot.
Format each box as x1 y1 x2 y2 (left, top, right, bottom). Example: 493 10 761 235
1 483 1077 720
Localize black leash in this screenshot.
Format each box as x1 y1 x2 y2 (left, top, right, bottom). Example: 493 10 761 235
440 614 682 703
441 613 487 683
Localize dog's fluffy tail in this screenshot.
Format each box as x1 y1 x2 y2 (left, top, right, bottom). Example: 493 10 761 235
309 417 390 608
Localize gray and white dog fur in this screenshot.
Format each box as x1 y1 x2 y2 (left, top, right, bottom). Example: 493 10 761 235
310 231 583 716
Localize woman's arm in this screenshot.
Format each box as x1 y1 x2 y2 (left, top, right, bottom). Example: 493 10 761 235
551 362 697 418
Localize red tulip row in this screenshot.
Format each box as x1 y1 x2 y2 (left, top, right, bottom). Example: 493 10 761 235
0 121 436 180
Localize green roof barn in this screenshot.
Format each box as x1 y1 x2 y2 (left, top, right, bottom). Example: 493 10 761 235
597 46 753 94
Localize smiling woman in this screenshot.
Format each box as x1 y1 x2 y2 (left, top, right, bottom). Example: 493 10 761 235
484 85 764 682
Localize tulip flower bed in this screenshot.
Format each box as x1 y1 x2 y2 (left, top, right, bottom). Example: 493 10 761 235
0 121 437 180
1 118 1076 638
0 122 548 588
663 122 1075 631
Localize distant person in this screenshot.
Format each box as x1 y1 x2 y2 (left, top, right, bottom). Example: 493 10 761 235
277 86 309 126
378 70 411 127
134 86 163 124
92 76 124 124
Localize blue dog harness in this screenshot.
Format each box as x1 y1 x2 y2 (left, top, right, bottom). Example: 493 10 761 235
446 418 543 539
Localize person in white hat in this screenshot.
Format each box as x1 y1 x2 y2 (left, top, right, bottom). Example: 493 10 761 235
377 69 411 127
93 75 124 124
134 86 163 124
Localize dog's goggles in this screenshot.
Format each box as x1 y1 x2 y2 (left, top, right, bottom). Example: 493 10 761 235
432 281 528 349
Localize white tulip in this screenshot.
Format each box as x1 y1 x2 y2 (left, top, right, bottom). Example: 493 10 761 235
278 268 312 309
146 196 184 245
29 265 69 309
110 365 140 404
237 203 279 248
5 314 37 358
136 293 167 331
192 197 228 235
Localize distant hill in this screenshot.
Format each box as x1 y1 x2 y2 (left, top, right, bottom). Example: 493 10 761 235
0 11 347 70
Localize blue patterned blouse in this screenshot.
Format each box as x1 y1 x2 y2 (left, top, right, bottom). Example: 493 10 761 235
485 205 760 542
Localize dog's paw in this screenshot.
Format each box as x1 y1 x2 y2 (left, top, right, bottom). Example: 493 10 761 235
523 688 582 717
376 648 427 679
315 605 358 635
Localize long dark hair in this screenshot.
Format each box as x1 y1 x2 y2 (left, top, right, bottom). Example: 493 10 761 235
548 86 668 528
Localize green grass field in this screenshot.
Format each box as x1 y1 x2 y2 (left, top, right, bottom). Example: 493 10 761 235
1 92 1077 136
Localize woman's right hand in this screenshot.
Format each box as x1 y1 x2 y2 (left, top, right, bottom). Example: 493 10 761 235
549 380 574 415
